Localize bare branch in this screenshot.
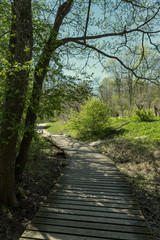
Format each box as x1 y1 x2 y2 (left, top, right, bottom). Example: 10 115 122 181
84 0 92 44
122 0 148 8
68 40 160 83
133 32 145 71
147 33 160 53
60 6 160 42
0 32 9 38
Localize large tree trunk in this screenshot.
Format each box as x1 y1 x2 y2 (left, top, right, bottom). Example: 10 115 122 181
15 0 74 181
0 0 33 206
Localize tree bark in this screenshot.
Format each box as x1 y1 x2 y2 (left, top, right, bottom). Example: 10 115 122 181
0 0 33 206
15 0 74 181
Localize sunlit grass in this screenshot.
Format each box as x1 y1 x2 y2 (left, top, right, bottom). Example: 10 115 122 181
46 117 160 146
110 117 160 147
46 121 63 134
46 121 78 138
46 121 64 134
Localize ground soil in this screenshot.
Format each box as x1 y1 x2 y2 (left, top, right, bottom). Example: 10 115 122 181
0 139 67 240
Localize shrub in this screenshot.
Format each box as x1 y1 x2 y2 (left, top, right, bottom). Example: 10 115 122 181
65 98 110 139
135 109 154 122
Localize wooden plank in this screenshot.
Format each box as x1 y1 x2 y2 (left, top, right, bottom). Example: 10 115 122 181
54 185 132 193
32 217 150 234
42 202 142 215
58 183 131 189
51 189 134 197
54 182 131 189
61 177 129 183
19 230 151 240
20 230 115 240
24 223 152 240
61 180 130 186
38 206 145 221
45 198 139 209
62 173 126 178
48 192 136 202
46 195 137 205
62 176 128 181
35 211 148 227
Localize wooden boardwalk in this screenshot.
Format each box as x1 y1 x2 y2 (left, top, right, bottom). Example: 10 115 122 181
19 132 154 240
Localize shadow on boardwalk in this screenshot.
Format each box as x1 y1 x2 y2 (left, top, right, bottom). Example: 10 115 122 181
19 130 154 240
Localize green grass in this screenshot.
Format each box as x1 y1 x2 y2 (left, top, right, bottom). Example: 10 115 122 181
45 121 64 134
45 117 160 146
45 121 77 137
110 117 160 147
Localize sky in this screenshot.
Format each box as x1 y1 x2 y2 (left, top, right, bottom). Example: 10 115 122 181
63 57 107 83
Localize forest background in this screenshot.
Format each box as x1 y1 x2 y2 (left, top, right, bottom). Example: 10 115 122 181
0 0 160 210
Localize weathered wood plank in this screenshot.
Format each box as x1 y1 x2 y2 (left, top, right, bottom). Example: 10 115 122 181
38 206 145 221
61 177 129 183
54 186 132 194
57 183 131 189
46 194 137 205
53 183 132 191
35 211 148 227
42 202 142 215
19 230 151 240
45 198 138 209
20 231 113 240
60 180 130 186
24 224 152 240
50 190 134 199
48 192 137 202
31 217 150 234
61 181 131 188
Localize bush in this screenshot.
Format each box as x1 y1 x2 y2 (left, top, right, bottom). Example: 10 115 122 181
135 109 154 122
65 98 110 139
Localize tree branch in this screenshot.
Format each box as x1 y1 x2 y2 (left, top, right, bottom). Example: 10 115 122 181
54 0 74 33
84 0 92 44
147 33 160 53
59 5 160 43
68 40 160 83
61 16 160 43
122 0 148 8
0 32 9 38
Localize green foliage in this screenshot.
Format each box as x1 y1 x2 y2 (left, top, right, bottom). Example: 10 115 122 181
46 121 64 134
135 109 154 122
65 98 110 139
110 117 160 145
